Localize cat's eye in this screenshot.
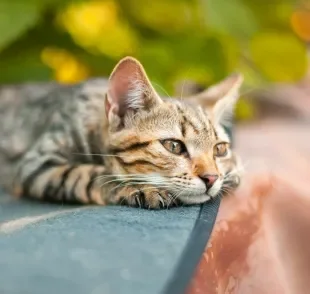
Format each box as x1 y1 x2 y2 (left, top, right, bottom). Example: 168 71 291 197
214 143 228 157
161 139 187 155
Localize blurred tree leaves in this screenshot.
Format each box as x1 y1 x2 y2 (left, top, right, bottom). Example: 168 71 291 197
0 0 42 52
251 32 307 81
0 0 308 120
127 0 195 34
204 0 259 38
58 1 139 58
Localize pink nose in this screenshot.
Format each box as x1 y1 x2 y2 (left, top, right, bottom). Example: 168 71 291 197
199 174 218 189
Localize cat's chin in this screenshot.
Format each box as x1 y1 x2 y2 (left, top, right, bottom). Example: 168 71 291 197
178 194 212 205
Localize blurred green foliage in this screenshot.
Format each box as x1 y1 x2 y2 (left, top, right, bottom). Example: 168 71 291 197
0 0 309 110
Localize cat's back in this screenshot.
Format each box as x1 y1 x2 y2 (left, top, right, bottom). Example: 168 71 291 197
0 82 75 156
0 79 109 191
0 81 68 123
0 82 61 104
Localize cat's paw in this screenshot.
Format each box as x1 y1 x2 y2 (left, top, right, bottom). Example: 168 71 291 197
132 186 176 209
225 174 241 189
221 174 241 198
113 185 176 209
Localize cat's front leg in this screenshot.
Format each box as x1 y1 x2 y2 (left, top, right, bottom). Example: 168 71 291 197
15 159 107 204
108 185 177 209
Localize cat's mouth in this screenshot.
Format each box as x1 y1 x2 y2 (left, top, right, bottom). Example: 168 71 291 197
179 174 240 204
176 178 224 204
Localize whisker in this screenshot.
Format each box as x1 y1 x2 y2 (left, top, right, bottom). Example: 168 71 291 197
98 175 165 187
180 80 186 101
109 182 170 194
72 152 127 158
239 85 269 97
220 186 234 196
168 189 182 207
108 181 130 193
151 81 172 99
100 178 147 188
94 175 152 183
179 68 193 101
119 197 127 206
95 173 162 179
140 185 171 191
99 178 124 187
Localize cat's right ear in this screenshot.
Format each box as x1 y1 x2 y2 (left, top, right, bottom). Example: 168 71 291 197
186 73 243 127
105 57 162 127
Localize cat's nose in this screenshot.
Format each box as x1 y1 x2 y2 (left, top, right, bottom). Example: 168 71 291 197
199 174 218 189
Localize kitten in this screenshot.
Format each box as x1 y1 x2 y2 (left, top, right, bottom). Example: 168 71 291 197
0 57 242 208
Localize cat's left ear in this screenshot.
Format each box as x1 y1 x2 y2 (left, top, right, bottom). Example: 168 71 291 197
187 73 243 127
105 56 163 127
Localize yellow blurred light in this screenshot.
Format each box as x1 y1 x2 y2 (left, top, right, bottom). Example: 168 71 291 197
58 0 138 58
55 59 89 84
96 24 136 57
291 11 310 42
250 32 307 82
129 0 192 33
41 47 90 84
41 47 70 69
58 1 117 44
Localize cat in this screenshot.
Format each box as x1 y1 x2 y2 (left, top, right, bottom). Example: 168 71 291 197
0 57 242 209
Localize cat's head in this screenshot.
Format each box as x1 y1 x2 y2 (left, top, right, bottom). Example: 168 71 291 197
104 57 243 204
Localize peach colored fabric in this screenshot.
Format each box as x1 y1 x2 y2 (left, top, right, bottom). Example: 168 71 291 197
187 120 310 294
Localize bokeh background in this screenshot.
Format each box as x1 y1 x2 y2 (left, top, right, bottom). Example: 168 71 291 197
0 0 309 120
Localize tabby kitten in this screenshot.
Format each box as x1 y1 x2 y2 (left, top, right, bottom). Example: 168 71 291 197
0 57 242 208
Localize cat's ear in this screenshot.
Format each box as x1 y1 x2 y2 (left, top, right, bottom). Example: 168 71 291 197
105 56 162 126
187 73 243 127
